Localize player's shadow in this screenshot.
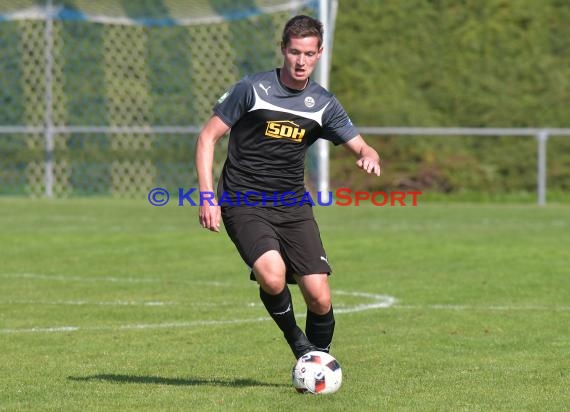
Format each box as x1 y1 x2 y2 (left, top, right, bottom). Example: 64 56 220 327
68 374 288 388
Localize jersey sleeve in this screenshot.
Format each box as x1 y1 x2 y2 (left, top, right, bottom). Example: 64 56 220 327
212 77 254 127
321 97 359 145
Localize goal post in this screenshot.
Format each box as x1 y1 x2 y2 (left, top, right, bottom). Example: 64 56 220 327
312 0 338 202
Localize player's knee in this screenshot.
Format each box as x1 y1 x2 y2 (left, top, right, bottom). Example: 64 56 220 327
253 251 286 294
305 294 331 315
257 274 286 295
253 268 286 294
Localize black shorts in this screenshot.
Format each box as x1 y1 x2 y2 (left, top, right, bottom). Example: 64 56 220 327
221 204 332 284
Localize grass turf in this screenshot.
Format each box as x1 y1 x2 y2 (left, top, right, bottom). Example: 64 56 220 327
0 198 568 411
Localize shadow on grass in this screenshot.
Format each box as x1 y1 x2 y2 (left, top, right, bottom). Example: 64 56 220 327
68 374 288 388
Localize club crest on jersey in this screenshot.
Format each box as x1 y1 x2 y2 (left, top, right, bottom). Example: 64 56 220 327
265 120 306 143
304 96 315 108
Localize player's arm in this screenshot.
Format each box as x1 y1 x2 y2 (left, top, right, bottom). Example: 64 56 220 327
195 115 230 232
343 135 381 176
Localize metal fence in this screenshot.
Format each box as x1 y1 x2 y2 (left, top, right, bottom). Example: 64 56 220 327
357 127 570 206
2 124 569 205
0 0 322 198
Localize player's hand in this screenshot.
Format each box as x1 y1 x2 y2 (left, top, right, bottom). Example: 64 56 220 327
198 203 221 232
356 157 381 176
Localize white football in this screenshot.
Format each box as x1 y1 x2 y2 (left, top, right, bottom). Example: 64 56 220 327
291 351 342 394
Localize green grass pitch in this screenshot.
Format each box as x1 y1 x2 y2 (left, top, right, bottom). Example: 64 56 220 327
0 198 568 411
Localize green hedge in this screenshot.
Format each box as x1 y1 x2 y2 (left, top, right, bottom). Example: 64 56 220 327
330 0 570 194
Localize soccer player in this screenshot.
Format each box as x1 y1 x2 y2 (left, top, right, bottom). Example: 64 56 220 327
195 15 381 359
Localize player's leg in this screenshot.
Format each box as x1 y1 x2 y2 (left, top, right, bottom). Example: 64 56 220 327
222 207 315 358
276 204 335 353
295 273 335 353
253 250 316 359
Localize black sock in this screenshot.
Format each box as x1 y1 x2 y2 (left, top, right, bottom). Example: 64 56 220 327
259 286 303 346
306 306 335 352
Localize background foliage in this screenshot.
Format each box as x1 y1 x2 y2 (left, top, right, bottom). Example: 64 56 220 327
329 0 570 196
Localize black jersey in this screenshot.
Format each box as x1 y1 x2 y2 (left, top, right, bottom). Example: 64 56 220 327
213 69 358 203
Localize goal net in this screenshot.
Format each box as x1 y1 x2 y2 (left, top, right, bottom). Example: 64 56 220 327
0 0 325 197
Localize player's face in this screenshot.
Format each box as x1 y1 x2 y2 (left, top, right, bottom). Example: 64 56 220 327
281 36 322 90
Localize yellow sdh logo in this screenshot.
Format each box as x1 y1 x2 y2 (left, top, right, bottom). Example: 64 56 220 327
265 120 306 143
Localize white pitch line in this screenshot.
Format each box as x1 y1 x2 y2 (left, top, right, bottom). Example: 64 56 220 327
1 300 176 307
394 304 570 312
0 300 251 308
1 326 81 333
333 290 397 313
0 273 234 287
3 288 568 335
0 318 270 334
0 290 396 335
0 273 160 283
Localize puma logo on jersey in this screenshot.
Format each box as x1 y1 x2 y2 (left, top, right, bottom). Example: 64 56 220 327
259 83 272 95
265 120 306 143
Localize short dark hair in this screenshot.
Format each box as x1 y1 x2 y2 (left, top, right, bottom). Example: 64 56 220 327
281 15 324 49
